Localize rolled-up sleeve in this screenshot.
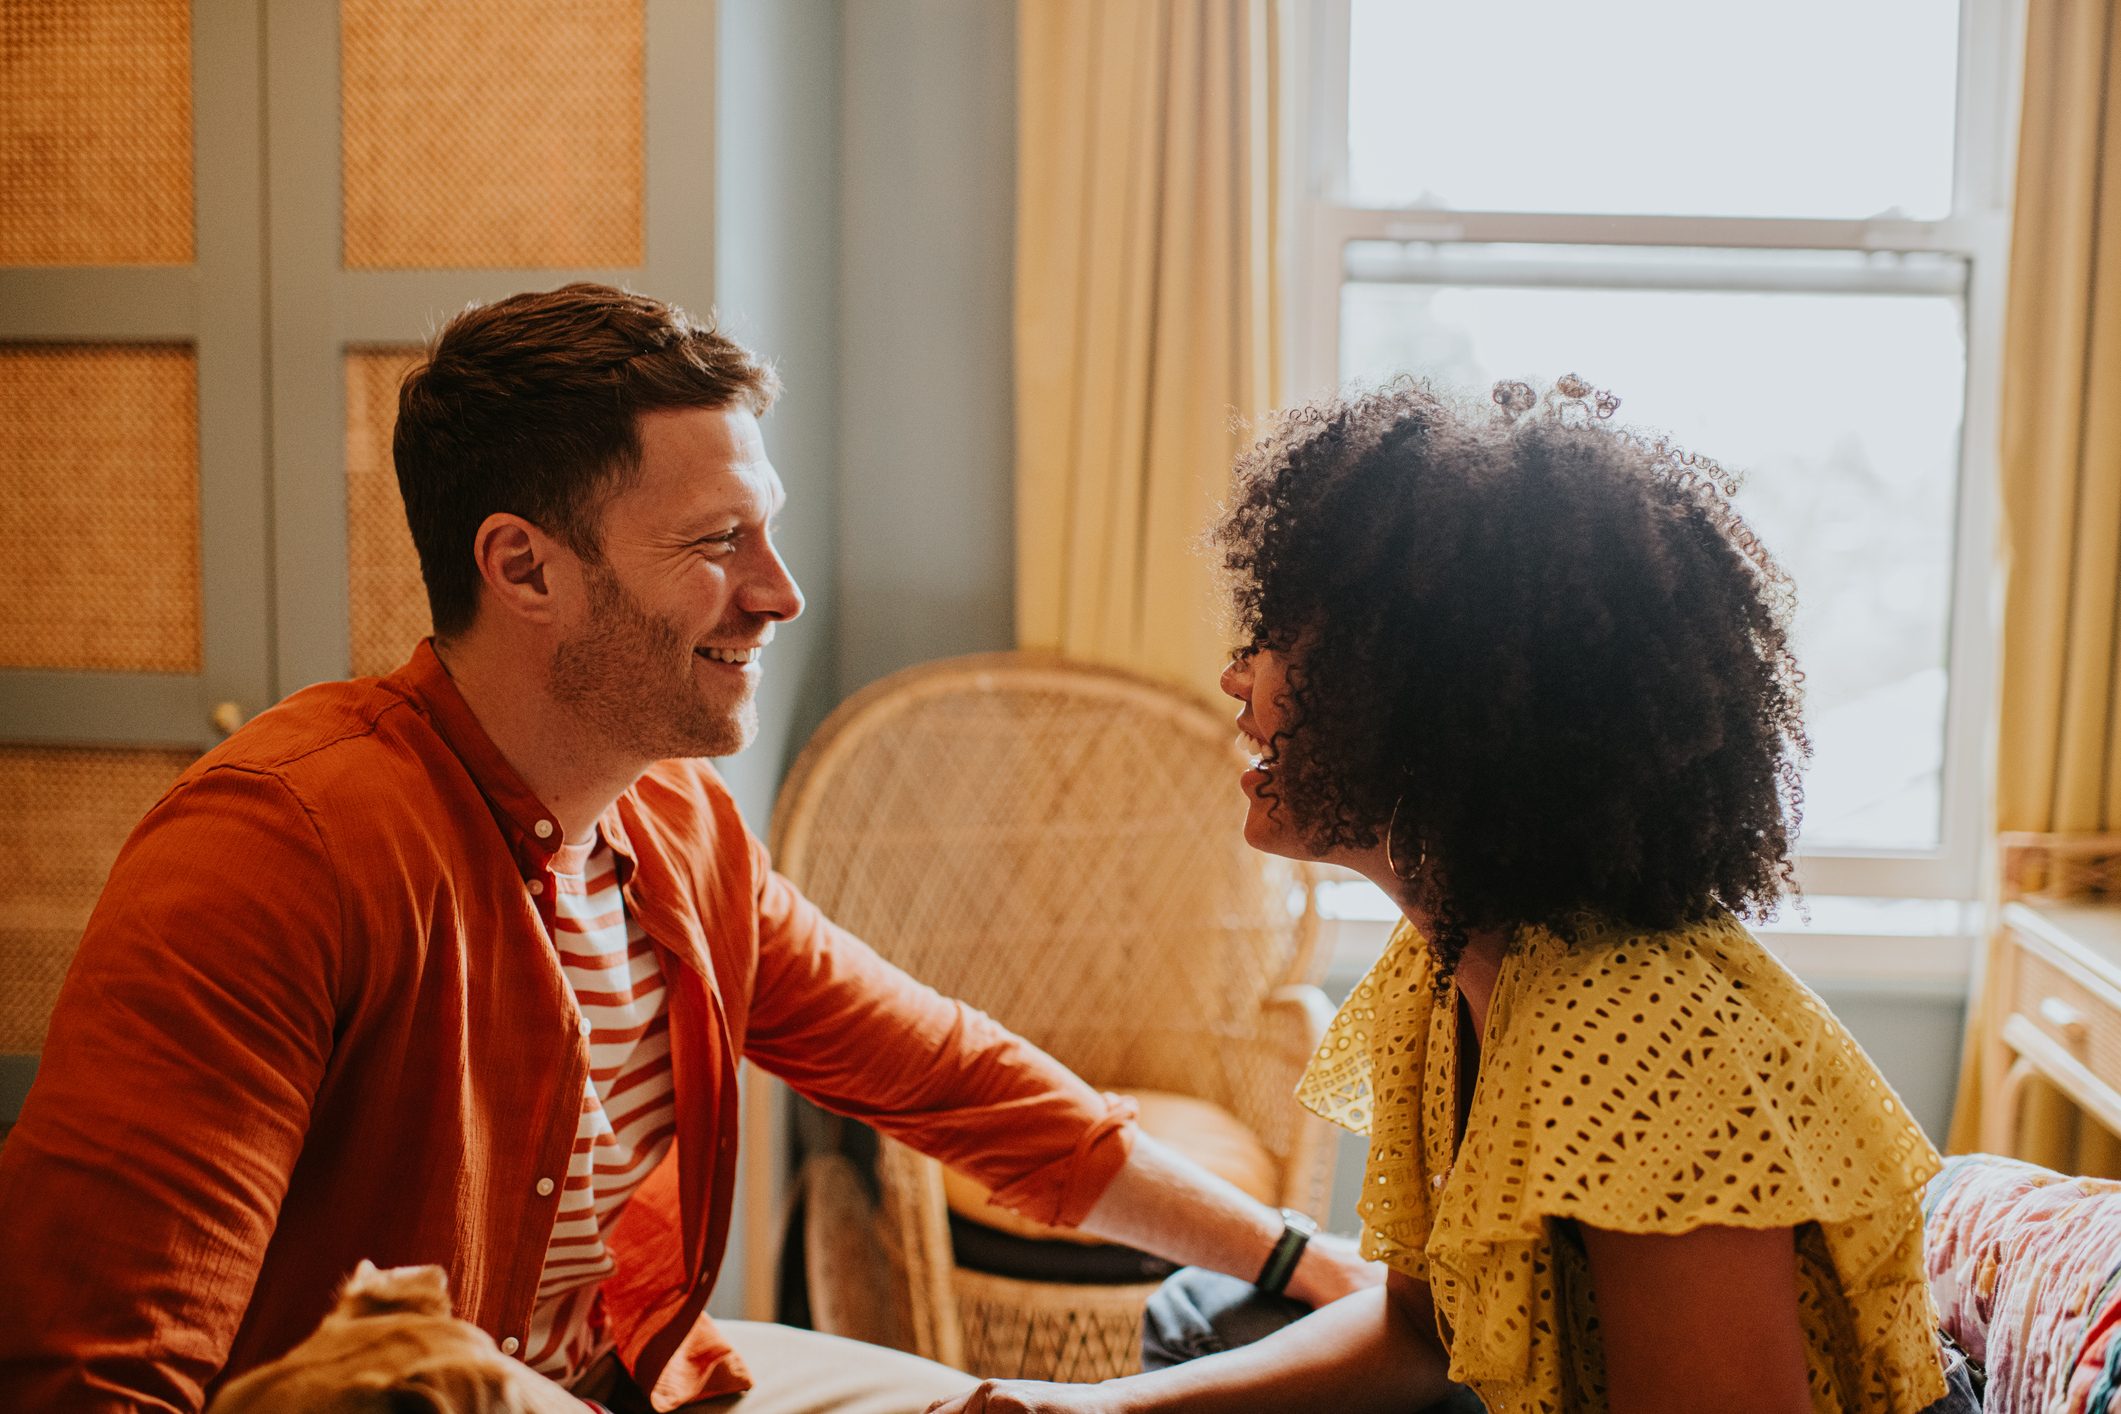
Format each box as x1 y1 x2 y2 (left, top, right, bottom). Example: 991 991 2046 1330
741 857 1136 1227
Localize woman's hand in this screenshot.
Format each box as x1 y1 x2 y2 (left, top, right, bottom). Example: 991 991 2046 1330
925 1379 1128 1414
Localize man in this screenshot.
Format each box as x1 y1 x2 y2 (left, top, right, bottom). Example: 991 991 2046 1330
0 285 1369 1413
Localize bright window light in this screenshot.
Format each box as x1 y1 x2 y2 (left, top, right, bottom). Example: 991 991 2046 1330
1347 0 1961 219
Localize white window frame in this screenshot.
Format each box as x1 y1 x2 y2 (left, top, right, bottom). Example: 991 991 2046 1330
1279 0 2028 905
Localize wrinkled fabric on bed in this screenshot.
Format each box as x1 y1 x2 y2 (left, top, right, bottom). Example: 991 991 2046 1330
1922 1153 2121 1414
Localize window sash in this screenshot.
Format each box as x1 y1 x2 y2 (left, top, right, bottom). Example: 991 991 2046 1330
1282 0 2027 901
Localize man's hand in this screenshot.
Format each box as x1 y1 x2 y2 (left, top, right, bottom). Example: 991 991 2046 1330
1285 1229 1383 1308
925 1379 1124 1414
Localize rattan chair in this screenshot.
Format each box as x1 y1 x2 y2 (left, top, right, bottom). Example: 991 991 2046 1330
763 652 1336 1382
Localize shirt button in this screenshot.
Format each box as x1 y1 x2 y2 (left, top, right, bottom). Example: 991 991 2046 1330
536 1177 556 1197
578 1016 593 1038
533 819 555 839
500 1336 520 1355
527 879 544 896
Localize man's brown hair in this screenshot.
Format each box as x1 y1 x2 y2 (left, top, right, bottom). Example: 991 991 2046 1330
393 283 780 639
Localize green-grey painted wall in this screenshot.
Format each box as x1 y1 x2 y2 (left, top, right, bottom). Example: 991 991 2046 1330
711 0 845 830
834 0 1019 698
717 0 1021 818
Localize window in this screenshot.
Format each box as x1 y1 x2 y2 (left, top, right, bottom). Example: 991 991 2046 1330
1285 0 2024 906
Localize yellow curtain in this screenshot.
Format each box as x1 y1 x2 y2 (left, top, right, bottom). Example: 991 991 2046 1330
1948 0 2121 1174
1014 0 1279 697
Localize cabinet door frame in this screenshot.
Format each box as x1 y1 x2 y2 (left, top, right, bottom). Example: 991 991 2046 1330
0 0 273 749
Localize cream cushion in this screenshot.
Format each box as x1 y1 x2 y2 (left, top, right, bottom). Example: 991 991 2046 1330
943 1089 1278 1246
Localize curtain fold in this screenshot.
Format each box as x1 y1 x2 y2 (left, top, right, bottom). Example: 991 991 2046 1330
1949 0 2121 1173
1014 0 1279 697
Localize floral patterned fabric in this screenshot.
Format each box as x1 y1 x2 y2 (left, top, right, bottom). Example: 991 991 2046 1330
1922 1152 2121 1414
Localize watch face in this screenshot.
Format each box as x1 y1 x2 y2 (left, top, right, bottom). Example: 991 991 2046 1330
1282 1207 1320 1238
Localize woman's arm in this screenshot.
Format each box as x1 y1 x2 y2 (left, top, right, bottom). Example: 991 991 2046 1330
1576 1222 1813 1414
925 1271 1462 1414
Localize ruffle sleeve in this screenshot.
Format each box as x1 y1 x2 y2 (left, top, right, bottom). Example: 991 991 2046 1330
1296 920 1444 1278
1446 918 1939 1243
1428 916 1944 1404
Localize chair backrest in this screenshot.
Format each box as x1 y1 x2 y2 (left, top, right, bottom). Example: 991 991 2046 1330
771 652 1322 1115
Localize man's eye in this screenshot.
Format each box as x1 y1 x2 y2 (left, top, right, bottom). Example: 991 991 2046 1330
697 534 738 556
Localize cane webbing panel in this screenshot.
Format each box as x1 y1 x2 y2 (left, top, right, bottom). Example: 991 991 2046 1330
0 0 193 266
346 348 430 677
0 345 201 673
0 745 194 1052
951 1266 1157 1381
340 0 645 269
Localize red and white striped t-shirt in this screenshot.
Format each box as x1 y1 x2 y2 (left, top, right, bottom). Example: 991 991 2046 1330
522 836 679 1380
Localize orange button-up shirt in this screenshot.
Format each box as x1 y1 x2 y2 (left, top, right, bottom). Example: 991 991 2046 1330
0 643 1135 1412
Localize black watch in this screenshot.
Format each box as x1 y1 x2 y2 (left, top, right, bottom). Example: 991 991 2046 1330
1254 1207 1319 1295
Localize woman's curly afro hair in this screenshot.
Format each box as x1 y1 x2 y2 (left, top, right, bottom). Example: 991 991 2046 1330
1212 376 1809 977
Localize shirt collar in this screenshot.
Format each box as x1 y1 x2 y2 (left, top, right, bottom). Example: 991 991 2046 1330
386 641 698 976
385 639 571 872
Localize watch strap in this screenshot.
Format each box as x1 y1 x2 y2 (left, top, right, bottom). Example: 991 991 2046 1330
1253 1207 1318 1295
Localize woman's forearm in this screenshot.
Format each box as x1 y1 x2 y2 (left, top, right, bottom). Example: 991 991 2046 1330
1099 1286 1461 1414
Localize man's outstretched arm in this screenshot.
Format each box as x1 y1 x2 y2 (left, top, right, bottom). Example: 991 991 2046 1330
743 858 1375 1307
1073 1132 1374 1308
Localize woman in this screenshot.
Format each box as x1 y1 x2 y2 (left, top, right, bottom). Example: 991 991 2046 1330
929 379 1974 1414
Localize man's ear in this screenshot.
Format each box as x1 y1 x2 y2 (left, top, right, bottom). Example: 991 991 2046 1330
470 513 565 627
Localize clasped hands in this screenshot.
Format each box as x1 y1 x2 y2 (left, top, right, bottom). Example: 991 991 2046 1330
924 1232 1377 1414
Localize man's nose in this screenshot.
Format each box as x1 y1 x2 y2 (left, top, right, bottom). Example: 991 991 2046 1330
1219 657 1249 701
744 545 805 623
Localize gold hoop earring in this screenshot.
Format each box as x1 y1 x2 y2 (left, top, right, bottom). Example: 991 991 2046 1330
1385 794 1424 881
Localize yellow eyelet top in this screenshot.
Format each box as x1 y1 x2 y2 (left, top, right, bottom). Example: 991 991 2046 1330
1298 914 1946 1414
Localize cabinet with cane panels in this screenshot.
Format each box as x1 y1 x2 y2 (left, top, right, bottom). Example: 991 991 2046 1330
0 0 716 1129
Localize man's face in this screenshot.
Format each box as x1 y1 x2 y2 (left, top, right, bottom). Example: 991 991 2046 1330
548 405 803 763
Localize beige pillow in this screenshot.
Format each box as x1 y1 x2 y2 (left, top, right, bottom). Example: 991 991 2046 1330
943 1088 1279 1246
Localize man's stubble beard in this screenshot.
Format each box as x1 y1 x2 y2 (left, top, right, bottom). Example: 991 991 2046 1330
549 563 756 763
